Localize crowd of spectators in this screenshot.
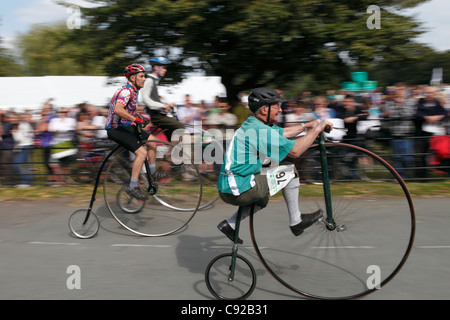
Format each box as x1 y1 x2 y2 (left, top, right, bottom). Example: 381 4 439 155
0 83 449 187
0 101 109 187
279 84 449 180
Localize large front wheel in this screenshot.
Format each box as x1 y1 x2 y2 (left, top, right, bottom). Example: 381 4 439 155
251 143 416 299
103 140 202 237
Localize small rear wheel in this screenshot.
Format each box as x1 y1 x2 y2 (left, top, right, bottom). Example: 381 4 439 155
69 209 99 239
205 253 256 300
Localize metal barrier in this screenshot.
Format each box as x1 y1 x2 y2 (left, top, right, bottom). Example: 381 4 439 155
0 130 449 187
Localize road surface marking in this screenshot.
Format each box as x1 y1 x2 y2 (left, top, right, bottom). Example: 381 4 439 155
28 241 80 246
111 244 171 248
416 246 450 249
311 246 376 249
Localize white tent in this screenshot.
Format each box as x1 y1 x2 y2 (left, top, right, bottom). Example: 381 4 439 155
0 76 227 112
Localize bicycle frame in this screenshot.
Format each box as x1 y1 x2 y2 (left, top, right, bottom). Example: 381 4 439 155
225 132 335 281
228 207 242 282
208 127 416 300
318 131 336 230
82 124 155 226
228 205 246 282
82 144 120 225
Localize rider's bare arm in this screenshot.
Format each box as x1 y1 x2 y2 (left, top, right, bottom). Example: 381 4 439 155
287 120 333 158
283 119 320 139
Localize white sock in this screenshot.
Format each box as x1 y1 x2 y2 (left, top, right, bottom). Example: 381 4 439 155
282 178 302 226
149 163 156 174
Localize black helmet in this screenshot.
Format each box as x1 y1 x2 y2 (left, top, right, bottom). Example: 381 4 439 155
248 87 286 113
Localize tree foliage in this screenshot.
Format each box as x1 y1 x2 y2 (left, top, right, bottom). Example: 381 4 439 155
5 0 439 100
0 47 24 76
76 0 430 100
16 23 107 76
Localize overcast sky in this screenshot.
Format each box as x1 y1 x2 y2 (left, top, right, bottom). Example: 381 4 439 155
1 0 449 52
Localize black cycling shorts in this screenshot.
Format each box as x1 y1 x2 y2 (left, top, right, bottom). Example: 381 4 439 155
107 125 150 153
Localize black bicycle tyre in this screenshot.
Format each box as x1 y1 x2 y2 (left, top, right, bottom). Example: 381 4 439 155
69 209 99 239
205 252 257 300
249 142 416 300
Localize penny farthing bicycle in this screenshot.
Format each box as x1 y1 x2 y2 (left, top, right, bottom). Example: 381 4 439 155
68 124 202 238
205 126 415 300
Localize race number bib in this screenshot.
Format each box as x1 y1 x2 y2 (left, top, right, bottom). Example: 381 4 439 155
266 164 296 196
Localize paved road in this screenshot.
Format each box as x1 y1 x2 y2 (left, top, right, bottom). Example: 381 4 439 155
0 195 449 302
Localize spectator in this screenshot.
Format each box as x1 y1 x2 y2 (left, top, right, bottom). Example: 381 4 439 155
285 100 313 129
76 110 97 145
48 108 77 185
312 96 337 120
209 96 222 115
357 97 381 144
12 112 35 188
87 105 107 140
414 86 448 180
276 89 288 126
177 94 202 134
0 111 17 186
231 93 251 127
341 95 368 145
206 97 237 131
198 100 210 123
299 90 313 110
382 89 416 179
35 103 57 185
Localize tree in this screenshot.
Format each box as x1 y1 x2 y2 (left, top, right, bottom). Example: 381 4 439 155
370 47 450 86
0 24 24 76
73 0 430 100
0 47 24 76
17 23 107 76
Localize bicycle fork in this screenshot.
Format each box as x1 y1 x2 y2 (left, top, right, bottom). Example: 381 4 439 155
143 159 158 196
83 144 121 225
318 133 346 232
227 205 250 282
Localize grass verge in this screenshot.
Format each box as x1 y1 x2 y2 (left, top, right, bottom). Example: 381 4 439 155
0 180 448 202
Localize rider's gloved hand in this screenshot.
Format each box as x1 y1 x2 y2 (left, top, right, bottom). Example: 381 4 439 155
134 113 150 127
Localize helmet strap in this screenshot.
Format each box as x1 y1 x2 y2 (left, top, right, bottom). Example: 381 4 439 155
266 104 273 127
128 75 138 90
256 104 273 127
154 65 163 81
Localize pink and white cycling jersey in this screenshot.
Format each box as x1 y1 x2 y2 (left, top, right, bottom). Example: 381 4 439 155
105 82 138 129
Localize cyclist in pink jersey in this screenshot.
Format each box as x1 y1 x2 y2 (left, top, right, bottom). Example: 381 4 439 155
105 64 158 201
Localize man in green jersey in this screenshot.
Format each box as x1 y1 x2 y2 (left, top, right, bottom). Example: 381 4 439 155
217 87 333 243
